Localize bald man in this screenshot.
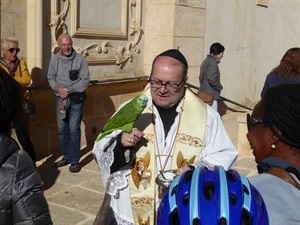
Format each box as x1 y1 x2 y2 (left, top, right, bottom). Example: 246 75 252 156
47 33 90 173
92 49 237 225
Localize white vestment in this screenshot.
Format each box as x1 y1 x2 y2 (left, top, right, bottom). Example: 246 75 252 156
92 88 237 225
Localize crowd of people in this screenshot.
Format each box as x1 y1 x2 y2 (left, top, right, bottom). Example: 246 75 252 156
92 48 300 225
0 32 299 225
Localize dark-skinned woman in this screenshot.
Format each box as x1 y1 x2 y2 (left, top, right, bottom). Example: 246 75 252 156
247 84 300 225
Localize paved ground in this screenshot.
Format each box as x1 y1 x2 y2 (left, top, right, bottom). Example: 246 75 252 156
36 147 104 225
35 112 258 225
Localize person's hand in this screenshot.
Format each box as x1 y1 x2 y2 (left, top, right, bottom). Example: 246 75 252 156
57 87 70 99
175 164 192 175
121 128 144 147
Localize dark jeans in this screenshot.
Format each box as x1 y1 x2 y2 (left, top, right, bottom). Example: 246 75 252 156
15 112 36 163
55 96 84 164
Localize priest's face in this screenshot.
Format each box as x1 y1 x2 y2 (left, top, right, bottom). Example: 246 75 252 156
150 56 187 109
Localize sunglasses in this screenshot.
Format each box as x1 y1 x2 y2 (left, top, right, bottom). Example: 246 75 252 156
7 48 20 53
247 113 263 132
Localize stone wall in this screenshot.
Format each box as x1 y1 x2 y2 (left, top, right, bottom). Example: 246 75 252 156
29 79 148 160
0 0 27 57
205 0 300 108
143 0 206 85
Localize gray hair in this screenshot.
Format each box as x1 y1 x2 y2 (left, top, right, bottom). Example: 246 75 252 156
1 36 19 49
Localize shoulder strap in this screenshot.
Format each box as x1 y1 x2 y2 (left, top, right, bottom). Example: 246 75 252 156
18 59 21 74
266 167 300 190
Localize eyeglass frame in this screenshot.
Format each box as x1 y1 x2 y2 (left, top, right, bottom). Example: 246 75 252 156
6 48 20 53
149 78 186 92
247 113 264 132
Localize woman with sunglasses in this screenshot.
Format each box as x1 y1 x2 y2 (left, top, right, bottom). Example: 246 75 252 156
0 36 36 164
247 84 300 225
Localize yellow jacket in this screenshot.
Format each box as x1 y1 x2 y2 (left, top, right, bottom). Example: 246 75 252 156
0 58 32 99
0 58 31 87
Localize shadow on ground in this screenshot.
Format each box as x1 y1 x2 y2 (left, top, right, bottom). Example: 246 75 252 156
37 146 94 191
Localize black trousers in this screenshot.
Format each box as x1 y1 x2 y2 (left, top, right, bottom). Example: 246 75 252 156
93 193 117 225
15 112 36 163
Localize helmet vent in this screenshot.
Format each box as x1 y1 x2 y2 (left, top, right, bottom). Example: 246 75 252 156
171 184 178 196
227 170 236 183
204 182 214 200
184 170 193 184
170 209 179 225
192 218 200 225
242 184 250 195
219 217 227 225
183 193 189 206
229 193 237 206
241 208 252 225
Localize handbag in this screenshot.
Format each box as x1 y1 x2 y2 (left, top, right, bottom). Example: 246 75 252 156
198 73 214 105
69 91 87 104
217 99 227 116
24 89 36 114
24 99 37 114
198 91 214 105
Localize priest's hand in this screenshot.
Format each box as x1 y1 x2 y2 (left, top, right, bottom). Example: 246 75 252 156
121 128 144 147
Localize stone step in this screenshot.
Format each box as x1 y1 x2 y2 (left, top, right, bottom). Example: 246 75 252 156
222 109 257 177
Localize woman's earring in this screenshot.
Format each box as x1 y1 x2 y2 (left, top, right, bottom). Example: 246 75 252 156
270 133 278 150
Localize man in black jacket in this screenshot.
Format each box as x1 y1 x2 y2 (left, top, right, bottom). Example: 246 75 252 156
0 67 52 224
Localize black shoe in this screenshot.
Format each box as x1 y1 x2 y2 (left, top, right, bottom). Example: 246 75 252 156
56 158 70 167
69 163 80 173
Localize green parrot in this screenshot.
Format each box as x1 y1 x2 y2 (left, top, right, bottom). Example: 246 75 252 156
95 94 149 142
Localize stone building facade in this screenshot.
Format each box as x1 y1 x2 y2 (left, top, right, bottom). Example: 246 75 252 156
1 0 299 161
1 0 206 160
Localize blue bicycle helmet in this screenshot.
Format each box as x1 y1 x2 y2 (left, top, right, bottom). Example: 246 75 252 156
157 166 269 225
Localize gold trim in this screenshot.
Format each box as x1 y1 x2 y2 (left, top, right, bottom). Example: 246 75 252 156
178 132 203 148
131 197 153 208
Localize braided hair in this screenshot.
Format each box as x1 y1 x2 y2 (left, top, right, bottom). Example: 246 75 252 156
262 84 300 151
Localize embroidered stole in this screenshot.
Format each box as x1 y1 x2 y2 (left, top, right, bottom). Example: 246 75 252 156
128 88 207 225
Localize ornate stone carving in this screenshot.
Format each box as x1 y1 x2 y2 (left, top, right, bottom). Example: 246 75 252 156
50 0 143 69
49 0 69 52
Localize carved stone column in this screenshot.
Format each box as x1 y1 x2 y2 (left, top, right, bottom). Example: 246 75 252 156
27 0 43 83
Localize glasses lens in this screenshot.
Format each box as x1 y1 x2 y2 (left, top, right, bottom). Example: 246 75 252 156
246 113 251 132
149 80 179 92
149 80 160 88
247 113 263 132
165 84 177 92
8 48 20 53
